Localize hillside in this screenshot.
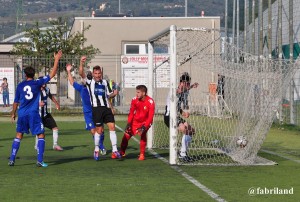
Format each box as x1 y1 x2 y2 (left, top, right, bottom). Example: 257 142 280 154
0 0 228 41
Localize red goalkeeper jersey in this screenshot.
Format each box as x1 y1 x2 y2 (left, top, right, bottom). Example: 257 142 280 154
128 95 155 128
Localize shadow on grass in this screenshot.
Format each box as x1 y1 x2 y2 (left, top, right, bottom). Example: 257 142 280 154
0 135 33 142
49 156 92 166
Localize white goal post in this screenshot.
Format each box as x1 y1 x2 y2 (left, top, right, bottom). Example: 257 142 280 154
147 25 296 166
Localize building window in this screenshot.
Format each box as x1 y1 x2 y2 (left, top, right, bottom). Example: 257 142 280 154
154 44 168 54
126 45 140 54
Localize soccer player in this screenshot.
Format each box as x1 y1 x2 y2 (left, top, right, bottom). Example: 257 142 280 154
9 50 62 167
66 64 106 160
177 72 198 110
164 74 196 162
79 56 120 160
34 81 63 151
120 85 155 160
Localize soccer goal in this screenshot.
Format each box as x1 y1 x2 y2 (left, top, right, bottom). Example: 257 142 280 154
147 25 295 165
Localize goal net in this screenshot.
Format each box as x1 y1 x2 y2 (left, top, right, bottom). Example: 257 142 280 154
148 25 295 165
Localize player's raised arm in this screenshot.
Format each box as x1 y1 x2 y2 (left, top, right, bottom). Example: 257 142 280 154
66 64 74 86
49 50 62 79
79 56 87 79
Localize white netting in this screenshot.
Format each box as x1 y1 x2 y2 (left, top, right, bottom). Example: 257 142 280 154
149 26 296 165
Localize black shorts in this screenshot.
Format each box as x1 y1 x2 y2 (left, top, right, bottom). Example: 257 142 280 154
92 106 115 127
164 115 186 128
164 105 186 128
42 113 58 130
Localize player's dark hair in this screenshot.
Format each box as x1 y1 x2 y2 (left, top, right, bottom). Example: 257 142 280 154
86 71 92 80
93 65 102 72
136 85 147 94
24 67 35 79
3 77 7 81
180 73 191 82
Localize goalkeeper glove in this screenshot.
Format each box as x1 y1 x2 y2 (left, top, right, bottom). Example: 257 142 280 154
136 125 147 136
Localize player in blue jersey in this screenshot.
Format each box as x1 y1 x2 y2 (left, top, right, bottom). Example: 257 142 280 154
9 50 62 167
66 63 106 161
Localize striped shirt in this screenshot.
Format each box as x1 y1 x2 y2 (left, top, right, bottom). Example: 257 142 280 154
86 78 113 108
39 87 52 117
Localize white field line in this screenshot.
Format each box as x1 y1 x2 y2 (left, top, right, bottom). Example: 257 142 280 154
261 149 300 163
115 124 226 202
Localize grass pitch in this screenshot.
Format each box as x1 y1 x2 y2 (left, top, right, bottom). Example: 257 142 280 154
0 115 299 202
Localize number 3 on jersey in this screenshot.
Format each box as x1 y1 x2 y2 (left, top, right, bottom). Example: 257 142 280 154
24 85 33 100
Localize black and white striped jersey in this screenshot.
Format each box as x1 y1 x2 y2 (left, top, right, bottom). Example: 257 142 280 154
39 87 52 117
86 78 113 108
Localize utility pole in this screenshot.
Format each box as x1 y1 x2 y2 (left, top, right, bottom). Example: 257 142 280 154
268 0 272 58
185 0 188 17
251 0 255 55
244 0 248 52
237 0 240 52
232 0 236 47
16 0 24 34
258 0 263 58
225 0 228 59
289 0 295 124
278 0 283 123
278 0 282 59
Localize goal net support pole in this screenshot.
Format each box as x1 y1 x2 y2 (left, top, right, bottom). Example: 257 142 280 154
169 25 178 165
147 41 154 149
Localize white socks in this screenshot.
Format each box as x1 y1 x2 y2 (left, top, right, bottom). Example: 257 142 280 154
109 131 118 152
35 129 59 149
180 134 192 157
53 129 58 146
94 132 100 151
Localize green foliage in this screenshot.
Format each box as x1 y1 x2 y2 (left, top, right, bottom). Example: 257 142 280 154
11 17 99 59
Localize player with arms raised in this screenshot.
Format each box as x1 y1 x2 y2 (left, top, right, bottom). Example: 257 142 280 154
120 85 155 160
79 56 119 160
9 50 62 167
66 64 106 160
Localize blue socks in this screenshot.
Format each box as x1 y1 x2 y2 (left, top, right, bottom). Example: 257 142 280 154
37 138 45 162
99 133 105 150
10 138 21 161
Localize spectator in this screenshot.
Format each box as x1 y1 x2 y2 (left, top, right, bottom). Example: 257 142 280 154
1 77 10 107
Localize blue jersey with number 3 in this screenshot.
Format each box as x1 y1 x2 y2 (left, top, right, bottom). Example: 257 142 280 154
14 76 50 117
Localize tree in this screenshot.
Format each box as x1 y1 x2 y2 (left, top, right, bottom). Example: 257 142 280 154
12 17 100 104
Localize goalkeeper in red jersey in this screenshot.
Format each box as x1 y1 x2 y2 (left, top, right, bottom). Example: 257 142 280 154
120 85 155 160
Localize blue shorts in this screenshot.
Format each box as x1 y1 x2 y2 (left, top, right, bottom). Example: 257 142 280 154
84 112 95 131
16 113 45 135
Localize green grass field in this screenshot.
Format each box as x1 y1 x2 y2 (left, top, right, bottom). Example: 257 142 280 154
0 115 299 202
